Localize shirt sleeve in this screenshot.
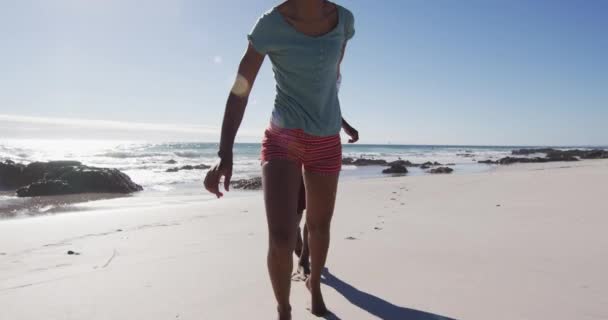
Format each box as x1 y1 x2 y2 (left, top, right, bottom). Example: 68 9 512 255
344 9 355 41
247 14 272 55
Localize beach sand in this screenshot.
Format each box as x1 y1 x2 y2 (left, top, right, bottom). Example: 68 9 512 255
1 160 607 319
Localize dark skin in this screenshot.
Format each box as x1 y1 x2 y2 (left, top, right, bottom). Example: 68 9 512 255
203 1 356 319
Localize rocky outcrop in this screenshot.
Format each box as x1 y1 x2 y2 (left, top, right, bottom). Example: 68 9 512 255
429 167 454 174
1 160 142 197
479 148 608 165
545 152 579 162
166 164 211 172
230 177 262 190
16 180 73 197
1 160 81 189
512 148 608 159
382 164 408 174
164 159 177 164
579 149 608 159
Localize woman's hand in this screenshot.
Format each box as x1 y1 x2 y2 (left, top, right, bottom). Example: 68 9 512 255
203 157 233 198
343 124 359 143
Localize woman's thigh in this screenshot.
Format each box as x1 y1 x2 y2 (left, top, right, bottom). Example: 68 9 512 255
303 171 339 227
262 159 303 241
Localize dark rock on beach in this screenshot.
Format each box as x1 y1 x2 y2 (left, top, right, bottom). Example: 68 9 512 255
1 160 142 197
16 180 73 197
165 164 211 172
230 177 263 190
1 160 80 189
382 164 408 174
429 167 454 174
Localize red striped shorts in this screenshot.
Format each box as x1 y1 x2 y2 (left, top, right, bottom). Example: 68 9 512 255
261 123 342 174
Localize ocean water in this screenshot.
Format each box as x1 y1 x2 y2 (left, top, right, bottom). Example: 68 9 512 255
0 139 523 217
0 139 518 188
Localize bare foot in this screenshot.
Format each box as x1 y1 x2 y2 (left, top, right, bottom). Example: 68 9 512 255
306 278 328 316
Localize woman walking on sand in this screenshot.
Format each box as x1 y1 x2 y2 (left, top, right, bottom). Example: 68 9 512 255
204 1 356 318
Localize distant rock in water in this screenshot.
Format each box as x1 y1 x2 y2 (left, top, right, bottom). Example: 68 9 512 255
1 160 142 197
511 148 557 155
420 161 442 169
342 157 388 166
165 159 178 164
231 177 262 190
429 167 454 174
387 160 416 167
457 153 475 158
479 154 580 165
165 164 211 172
382 164 408 174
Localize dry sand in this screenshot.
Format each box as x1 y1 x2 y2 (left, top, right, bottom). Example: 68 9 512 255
1 160 607 319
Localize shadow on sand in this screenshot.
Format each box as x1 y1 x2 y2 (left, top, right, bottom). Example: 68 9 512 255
321 268 458 320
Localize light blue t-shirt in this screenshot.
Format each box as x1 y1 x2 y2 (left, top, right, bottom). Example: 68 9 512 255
248 5 355 137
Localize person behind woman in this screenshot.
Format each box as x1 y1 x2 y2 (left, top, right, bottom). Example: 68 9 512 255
204 1 355 318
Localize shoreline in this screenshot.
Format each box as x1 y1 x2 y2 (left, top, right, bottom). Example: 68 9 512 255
3 157 606 219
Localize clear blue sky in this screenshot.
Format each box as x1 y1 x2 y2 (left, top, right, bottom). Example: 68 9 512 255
1 0 606 145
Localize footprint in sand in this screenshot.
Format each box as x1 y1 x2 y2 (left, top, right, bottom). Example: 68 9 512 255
345 236 358 240
374 227 383 231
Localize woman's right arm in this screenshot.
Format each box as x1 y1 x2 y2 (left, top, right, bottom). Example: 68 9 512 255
204 43 265 198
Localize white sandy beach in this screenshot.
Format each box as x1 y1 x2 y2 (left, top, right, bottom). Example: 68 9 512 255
1 160 607 320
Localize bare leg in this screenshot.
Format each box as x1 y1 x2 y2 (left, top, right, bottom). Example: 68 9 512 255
262 160 302 320
303 171 339 316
